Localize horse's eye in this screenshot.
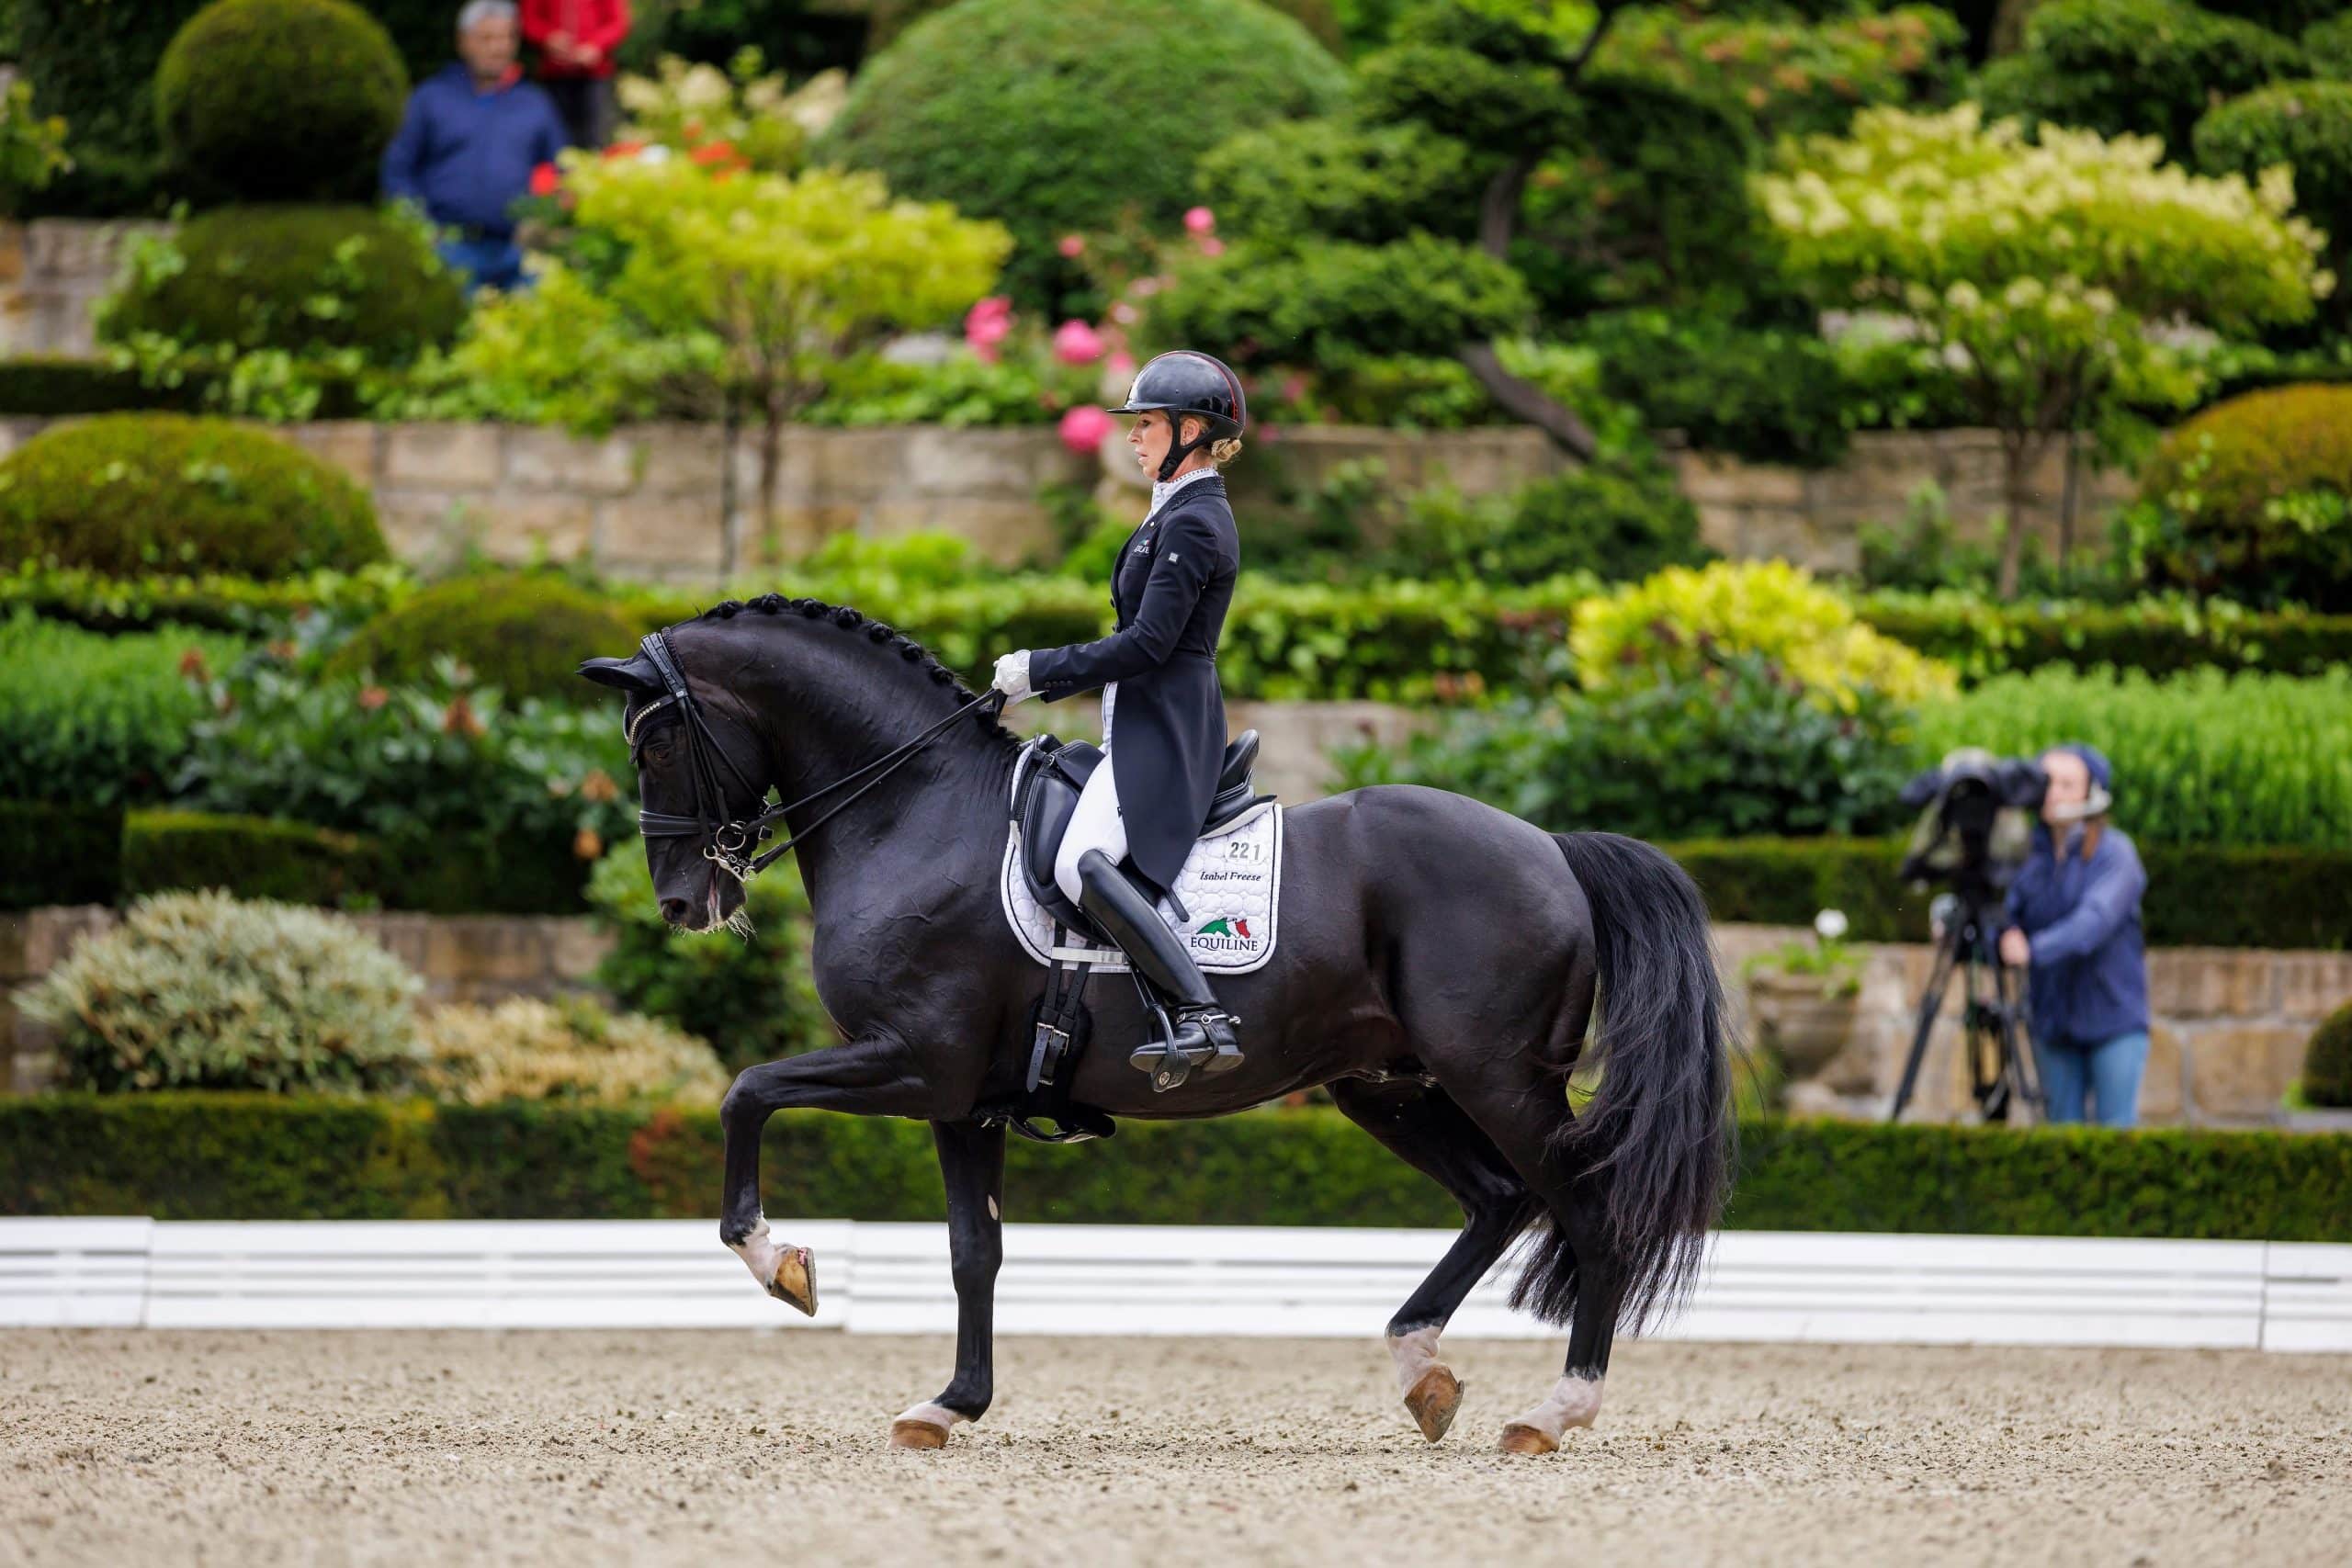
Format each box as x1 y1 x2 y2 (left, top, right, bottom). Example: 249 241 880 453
647 741 673 764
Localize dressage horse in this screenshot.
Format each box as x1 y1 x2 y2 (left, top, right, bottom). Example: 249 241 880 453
582 594 1732 1455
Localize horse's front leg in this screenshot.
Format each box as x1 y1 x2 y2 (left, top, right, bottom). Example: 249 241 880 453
718 1036 934 1314
890 1119 1007 1450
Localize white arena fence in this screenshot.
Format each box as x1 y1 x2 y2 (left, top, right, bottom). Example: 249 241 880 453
4 1218 2348 1352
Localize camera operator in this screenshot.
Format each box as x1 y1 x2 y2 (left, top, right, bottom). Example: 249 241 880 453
1997 744 2151 1127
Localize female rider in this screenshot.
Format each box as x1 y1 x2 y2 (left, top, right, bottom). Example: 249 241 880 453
989 351 1248 1077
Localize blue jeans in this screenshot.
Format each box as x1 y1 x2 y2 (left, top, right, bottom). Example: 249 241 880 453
2033 1031 2150 1128
436 235 528 295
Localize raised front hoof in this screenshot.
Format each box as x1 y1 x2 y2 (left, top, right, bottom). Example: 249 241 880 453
888 1417 953 1450
765 1247 818 1316
1403 1366 1463 1444
1497 1422 1559 1457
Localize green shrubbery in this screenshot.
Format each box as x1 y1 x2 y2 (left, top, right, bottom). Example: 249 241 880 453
413 996 728 1107
1335 651 1919 841
1911 666 2352 851
2127 385 2352 609
818 0 1348 305
2304 1003 2352 1108
2195 82 2352 332
154 0 407 204
1854 591 2352 681
100 206 464 366
326 573 643 704
6 1097 2351 1240
0 414 385 578
0 803 125 909
16 890 424 1093
1152 234 1533 367
1976 0 2302 152
1374 463 1709 586
0 613 249 807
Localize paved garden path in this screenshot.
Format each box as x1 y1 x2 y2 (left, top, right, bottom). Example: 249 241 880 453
3 1330 2346 1565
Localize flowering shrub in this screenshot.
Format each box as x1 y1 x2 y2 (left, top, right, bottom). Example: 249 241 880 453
1572 559 1956 710
413 996 729 1105
1597 3 1964 141
614 48 844 175
1759 103 2328 593
17 890 424 1094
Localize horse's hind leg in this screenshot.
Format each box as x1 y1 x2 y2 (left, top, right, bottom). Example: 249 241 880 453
1330 1079 1539 1443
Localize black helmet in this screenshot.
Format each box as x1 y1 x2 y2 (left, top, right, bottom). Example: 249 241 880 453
1109 350 1248 479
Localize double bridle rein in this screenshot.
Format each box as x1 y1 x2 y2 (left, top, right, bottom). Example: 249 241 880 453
630 630 1003 884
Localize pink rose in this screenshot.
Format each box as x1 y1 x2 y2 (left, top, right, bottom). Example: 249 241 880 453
1197 235 1226 258
964 295 1013 361
1106 349 1136 377
1109 300 1140 325
1058 404 1114 455
1057 233 1086 258
1051 320 1103 366
1183 206 1216 235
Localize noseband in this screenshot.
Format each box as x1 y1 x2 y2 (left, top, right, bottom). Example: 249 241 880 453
631 630 1002 885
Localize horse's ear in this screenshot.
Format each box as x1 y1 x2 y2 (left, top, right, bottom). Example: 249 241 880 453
579 653 660 693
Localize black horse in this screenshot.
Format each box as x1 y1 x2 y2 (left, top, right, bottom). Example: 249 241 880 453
582 595 1731 1455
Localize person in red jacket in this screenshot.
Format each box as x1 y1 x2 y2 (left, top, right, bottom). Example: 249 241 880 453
521 0 630 149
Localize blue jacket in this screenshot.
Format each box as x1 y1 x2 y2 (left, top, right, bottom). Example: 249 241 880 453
2006 821 2150 1048
381 64 569 238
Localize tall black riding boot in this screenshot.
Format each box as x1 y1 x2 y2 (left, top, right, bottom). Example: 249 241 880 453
1073 850 1243 1079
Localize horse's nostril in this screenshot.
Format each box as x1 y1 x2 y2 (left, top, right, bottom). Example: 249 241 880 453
659 897 691 926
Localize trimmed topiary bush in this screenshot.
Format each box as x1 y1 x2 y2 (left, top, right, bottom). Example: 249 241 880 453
120 810 383 907
100 206 464 366
0 414 386 578
155 0 408 204
2195 80 2352 330
324 574 643 704
817 0 1349 304
2128 384 2352 609
15 890 424 1093
1975 0 2303 154
2304 1002 2352 1107
2310 12 2352 80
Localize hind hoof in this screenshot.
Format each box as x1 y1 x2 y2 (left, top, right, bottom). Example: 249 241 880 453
889 1418 951 1450
1498 1423 1558 1457
1403 1366 1463 1443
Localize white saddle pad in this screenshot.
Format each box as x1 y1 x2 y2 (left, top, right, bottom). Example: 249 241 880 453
1001 749 1283 975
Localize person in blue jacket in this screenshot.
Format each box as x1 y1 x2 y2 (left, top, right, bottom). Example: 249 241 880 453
1999 743 2151 1127
381 1 570 294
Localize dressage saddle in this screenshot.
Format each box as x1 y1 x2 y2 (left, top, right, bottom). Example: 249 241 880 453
1014 729 1268 948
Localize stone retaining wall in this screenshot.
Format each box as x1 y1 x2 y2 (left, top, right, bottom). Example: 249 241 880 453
8 903 2338 1122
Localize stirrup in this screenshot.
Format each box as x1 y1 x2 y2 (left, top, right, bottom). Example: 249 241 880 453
1127 1000 1243 1094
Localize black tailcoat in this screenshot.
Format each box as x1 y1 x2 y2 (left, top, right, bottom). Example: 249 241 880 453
1028 475 1239 896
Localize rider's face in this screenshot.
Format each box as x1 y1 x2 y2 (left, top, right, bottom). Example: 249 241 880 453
1127 411 1204 476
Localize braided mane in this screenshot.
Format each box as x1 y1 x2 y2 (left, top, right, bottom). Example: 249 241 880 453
691 593 1021 750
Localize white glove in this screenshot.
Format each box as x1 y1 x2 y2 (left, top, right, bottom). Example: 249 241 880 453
991 649 1035 705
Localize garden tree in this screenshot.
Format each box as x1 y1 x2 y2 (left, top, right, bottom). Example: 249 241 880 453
1758 104 2328 598
2196 79 2352 333
456 155 1008 576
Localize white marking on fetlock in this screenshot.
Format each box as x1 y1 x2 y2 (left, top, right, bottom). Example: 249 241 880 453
1387 1325 1447 1397
1507 1374 1604 1442
893 1401 968 1434
729 1217 786 1287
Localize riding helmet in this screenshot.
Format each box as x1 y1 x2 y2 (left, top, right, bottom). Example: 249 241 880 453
1110 350 1248 479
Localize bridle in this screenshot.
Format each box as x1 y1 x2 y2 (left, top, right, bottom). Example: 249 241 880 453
629 630 1003 885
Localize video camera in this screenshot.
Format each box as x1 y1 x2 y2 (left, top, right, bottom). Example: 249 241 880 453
1895 747 2049 908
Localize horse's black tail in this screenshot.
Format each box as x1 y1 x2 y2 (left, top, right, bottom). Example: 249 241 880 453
1521 831 1734 1329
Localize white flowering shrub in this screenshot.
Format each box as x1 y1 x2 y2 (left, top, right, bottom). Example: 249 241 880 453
414 996 729 1106
1756 105 2330 593
17 891 424 1093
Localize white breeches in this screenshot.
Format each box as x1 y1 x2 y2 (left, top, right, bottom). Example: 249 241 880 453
1054 748 1129 908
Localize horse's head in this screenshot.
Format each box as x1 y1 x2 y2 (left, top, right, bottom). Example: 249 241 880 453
580 632 773 934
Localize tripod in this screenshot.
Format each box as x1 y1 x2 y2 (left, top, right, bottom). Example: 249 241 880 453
1888 891 2040 1123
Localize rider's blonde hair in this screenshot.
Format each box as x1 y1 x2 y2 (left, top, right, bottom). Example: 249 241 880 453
1208 435 1244 467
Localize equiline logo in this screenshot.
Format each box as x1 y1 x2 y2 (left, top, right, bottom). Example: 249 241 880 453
1190 916 1257 953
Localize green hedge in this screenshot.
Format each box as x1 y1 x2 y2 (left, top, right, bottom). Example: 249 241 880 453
1856 596 2352 679
5 1097 2348 1241
1668 836 2352 950
0 357 368 420
0 806 594 915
